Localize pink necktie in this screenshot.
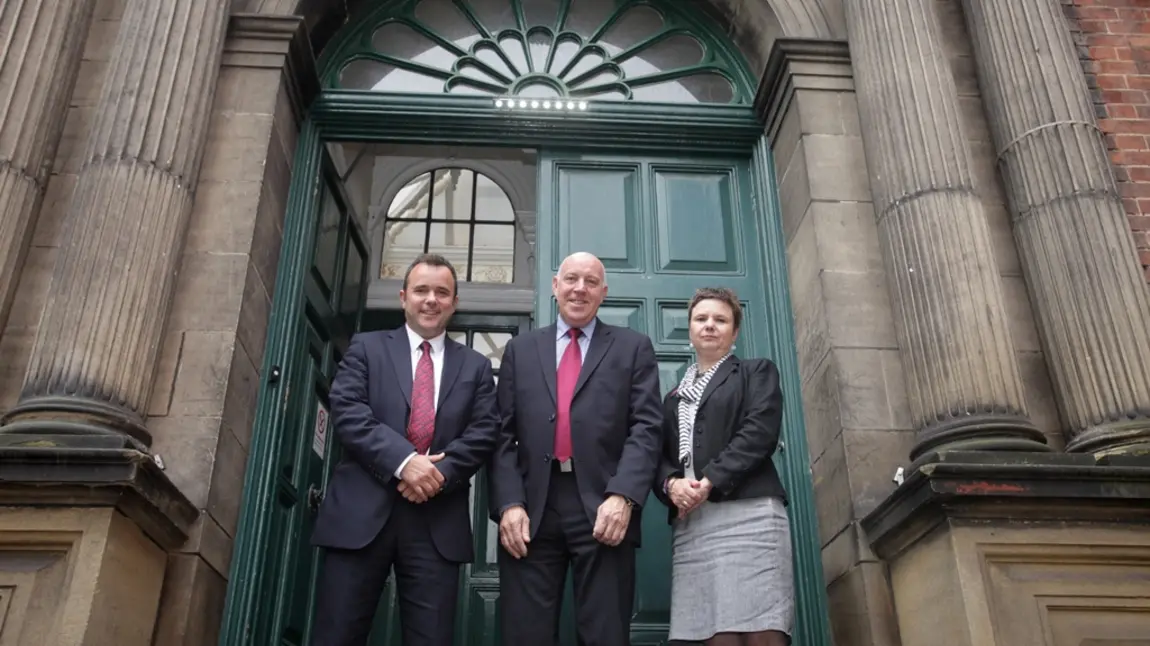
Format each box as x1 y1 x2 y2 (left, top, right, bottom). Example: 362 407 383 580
407 341 435 454
554 328 582 462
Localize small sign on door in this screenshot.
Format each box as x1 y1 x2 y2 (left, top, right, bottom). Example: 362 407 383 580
312 402 329 458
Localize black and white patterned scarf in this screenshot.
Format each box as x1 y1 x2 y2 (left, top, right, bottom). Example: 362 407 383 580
675 353 732 467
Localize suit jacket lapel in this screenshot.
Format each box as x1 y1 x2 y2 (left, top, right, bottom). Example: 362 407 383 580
573 322 614 399
387 327 413 406
698 357 737 409
536 325 558 405
437 337 464 408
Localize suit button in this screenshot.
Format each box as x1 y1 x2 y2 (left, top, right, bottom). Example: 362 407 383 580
549 414 556 421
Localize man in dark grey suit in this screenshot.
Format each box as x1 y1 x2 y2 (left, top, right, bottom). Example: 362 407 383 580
311 253 499 646
489 251 664 645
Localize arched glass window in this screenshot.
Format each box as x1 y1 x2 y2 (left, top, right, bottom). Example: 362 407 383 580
333 0 748 104
381 168 517 283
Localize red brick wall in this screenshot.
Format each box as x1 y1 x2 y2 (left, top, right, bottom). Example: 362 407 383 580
1065 0 1150 282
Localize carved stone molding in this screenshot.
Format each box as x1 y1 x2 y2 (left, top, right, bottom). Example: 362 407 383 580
224 12 320 126
754 38 852 141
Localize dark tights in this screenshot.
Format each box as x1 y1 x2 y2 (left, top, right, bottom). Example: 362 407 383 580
704 630 789 646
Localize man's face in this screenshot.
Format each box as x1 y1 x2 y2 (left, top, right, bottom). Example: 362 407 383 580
400 263 457 337
552 253 606 328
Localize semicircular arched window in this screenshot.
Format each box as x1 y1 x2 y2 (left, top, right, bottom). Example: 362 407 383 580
381 168 518 284
333 0 749 104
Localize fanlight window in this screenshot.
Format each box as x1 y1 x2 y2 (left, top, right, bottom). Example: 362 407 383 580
335 0 747 104
381 168 517 284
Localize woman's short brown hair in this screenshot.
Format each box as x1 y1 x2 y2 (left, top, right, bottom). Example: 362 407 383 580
687 287 742 330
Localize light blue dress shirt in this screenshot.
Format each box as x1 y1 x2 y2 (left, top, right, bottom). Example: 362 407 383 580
556 317 595 366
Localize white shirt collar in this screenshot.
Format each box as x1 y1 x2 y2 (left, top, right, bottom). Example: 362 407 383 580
405 325 446 354
556 316 596 340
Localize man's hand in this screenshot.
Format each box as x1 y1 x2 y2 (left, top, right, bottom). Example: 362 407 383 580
499 505 531 559
670 477 711 519
593 495 633 546
397 453 445 503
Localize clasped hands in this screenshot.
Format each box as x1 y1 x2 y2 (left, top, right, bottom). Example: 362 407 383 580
396 453 446 503
668 476 712 519
499 494 633 559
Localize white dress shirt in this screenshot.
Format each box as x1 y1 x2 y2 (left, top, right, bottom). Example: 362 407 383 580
555 316 594 365
394 325 446 478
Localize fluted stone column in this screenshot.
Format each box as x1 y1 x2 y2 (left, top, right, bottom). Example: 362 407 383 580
843 0 1050 463
0 1 95 334
961 0 1150 456
0 0 230 449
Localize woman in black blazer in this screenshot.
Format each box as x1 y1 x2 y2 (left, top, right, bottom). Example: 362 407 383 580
654 287 793 646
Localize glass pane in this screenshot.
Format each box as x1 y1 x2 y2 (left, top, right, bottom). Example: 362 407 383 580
630 72 734 103
414 0 481 49
426 221 472 270
314 191 342 293
429 169 475 221
475 174 514 221
468 0 518 33
620 34 703 78
523 0 561 31
340 237 365 325
564 0 615 37
471 223 515 283
473 331 513 368
448 330 468 345
600 5 664 54
372 22 453 68
380 220 426 279
388 173 433 219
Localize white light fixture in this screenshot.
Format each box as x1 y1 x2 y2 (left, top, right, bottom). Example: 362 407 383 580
493 96 592 114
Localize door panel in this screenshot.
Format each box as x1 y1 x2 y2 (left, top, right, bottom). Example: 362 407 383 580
232 151 370 646
540 152 770 645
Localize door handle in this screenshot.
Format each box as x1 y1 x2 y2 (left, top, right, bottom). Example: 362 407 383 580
307 484 324 512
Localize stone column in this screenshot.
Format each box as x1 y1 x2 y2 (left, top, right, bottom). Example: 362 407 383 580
0 1 95 334
842 0 1049 463
962 0 1150 456
0 0 230 450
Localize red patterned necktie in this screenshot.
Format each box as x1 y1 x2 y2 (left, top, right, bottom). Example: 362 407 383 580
554 328 582 462
407 340 435 454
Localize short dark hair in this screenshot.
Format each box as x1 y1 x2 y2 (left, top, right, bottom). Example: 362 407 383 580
403 253 458 295
687 287 742 330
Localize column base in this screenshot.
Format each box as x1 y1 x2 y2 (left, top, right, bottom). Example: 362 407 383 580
0 437 198 549
0 507 168 646
1065 418 1150 457
862 451 1150 646
1 394 153 449
909 413 1051 469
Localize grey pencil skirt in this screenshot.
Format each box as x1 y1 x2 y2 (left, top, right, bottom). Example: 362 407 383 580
668 496 794 642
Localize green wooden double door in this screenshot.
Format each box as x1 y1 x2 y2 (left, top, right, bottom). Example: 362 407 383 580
252 149 805 646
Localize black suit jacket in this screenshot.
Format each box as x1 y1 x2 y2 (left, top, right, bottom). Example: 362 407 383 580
488 319 664 546
312 327 499 563
654 357 788 522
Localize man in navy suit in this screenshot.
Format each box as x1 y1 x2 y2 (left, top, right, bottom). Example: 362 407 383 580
489 251 664 645
310 253 500 646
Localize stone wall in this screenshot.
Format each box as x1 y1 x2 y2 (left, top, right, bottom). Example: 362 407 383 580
1065 0 1150 282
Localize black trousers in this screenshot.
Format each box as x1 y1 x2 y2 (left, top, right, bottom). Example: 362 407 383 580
310 500 460 646
498 468 637 646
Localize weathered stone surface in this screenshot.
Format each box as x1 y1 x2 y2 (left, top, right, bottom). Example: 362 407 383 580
1 0 230 447
843 0 1049 463
0 1 95 335
962 0 1150 455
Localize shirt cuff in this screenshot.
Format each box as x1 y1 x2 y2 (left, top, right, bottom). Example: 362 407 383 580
394 452 417 479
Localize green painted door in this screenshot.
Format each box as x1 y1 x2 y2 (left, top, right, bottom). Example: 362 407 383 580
228 153 370 646
537 151 785 645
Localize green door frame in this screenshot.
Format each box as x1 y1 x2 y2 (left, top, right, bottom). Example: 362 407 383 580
217 89 832 646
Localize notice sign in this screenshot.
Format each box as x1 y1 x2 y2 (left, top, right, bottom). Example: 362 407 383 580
312 402 329 458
